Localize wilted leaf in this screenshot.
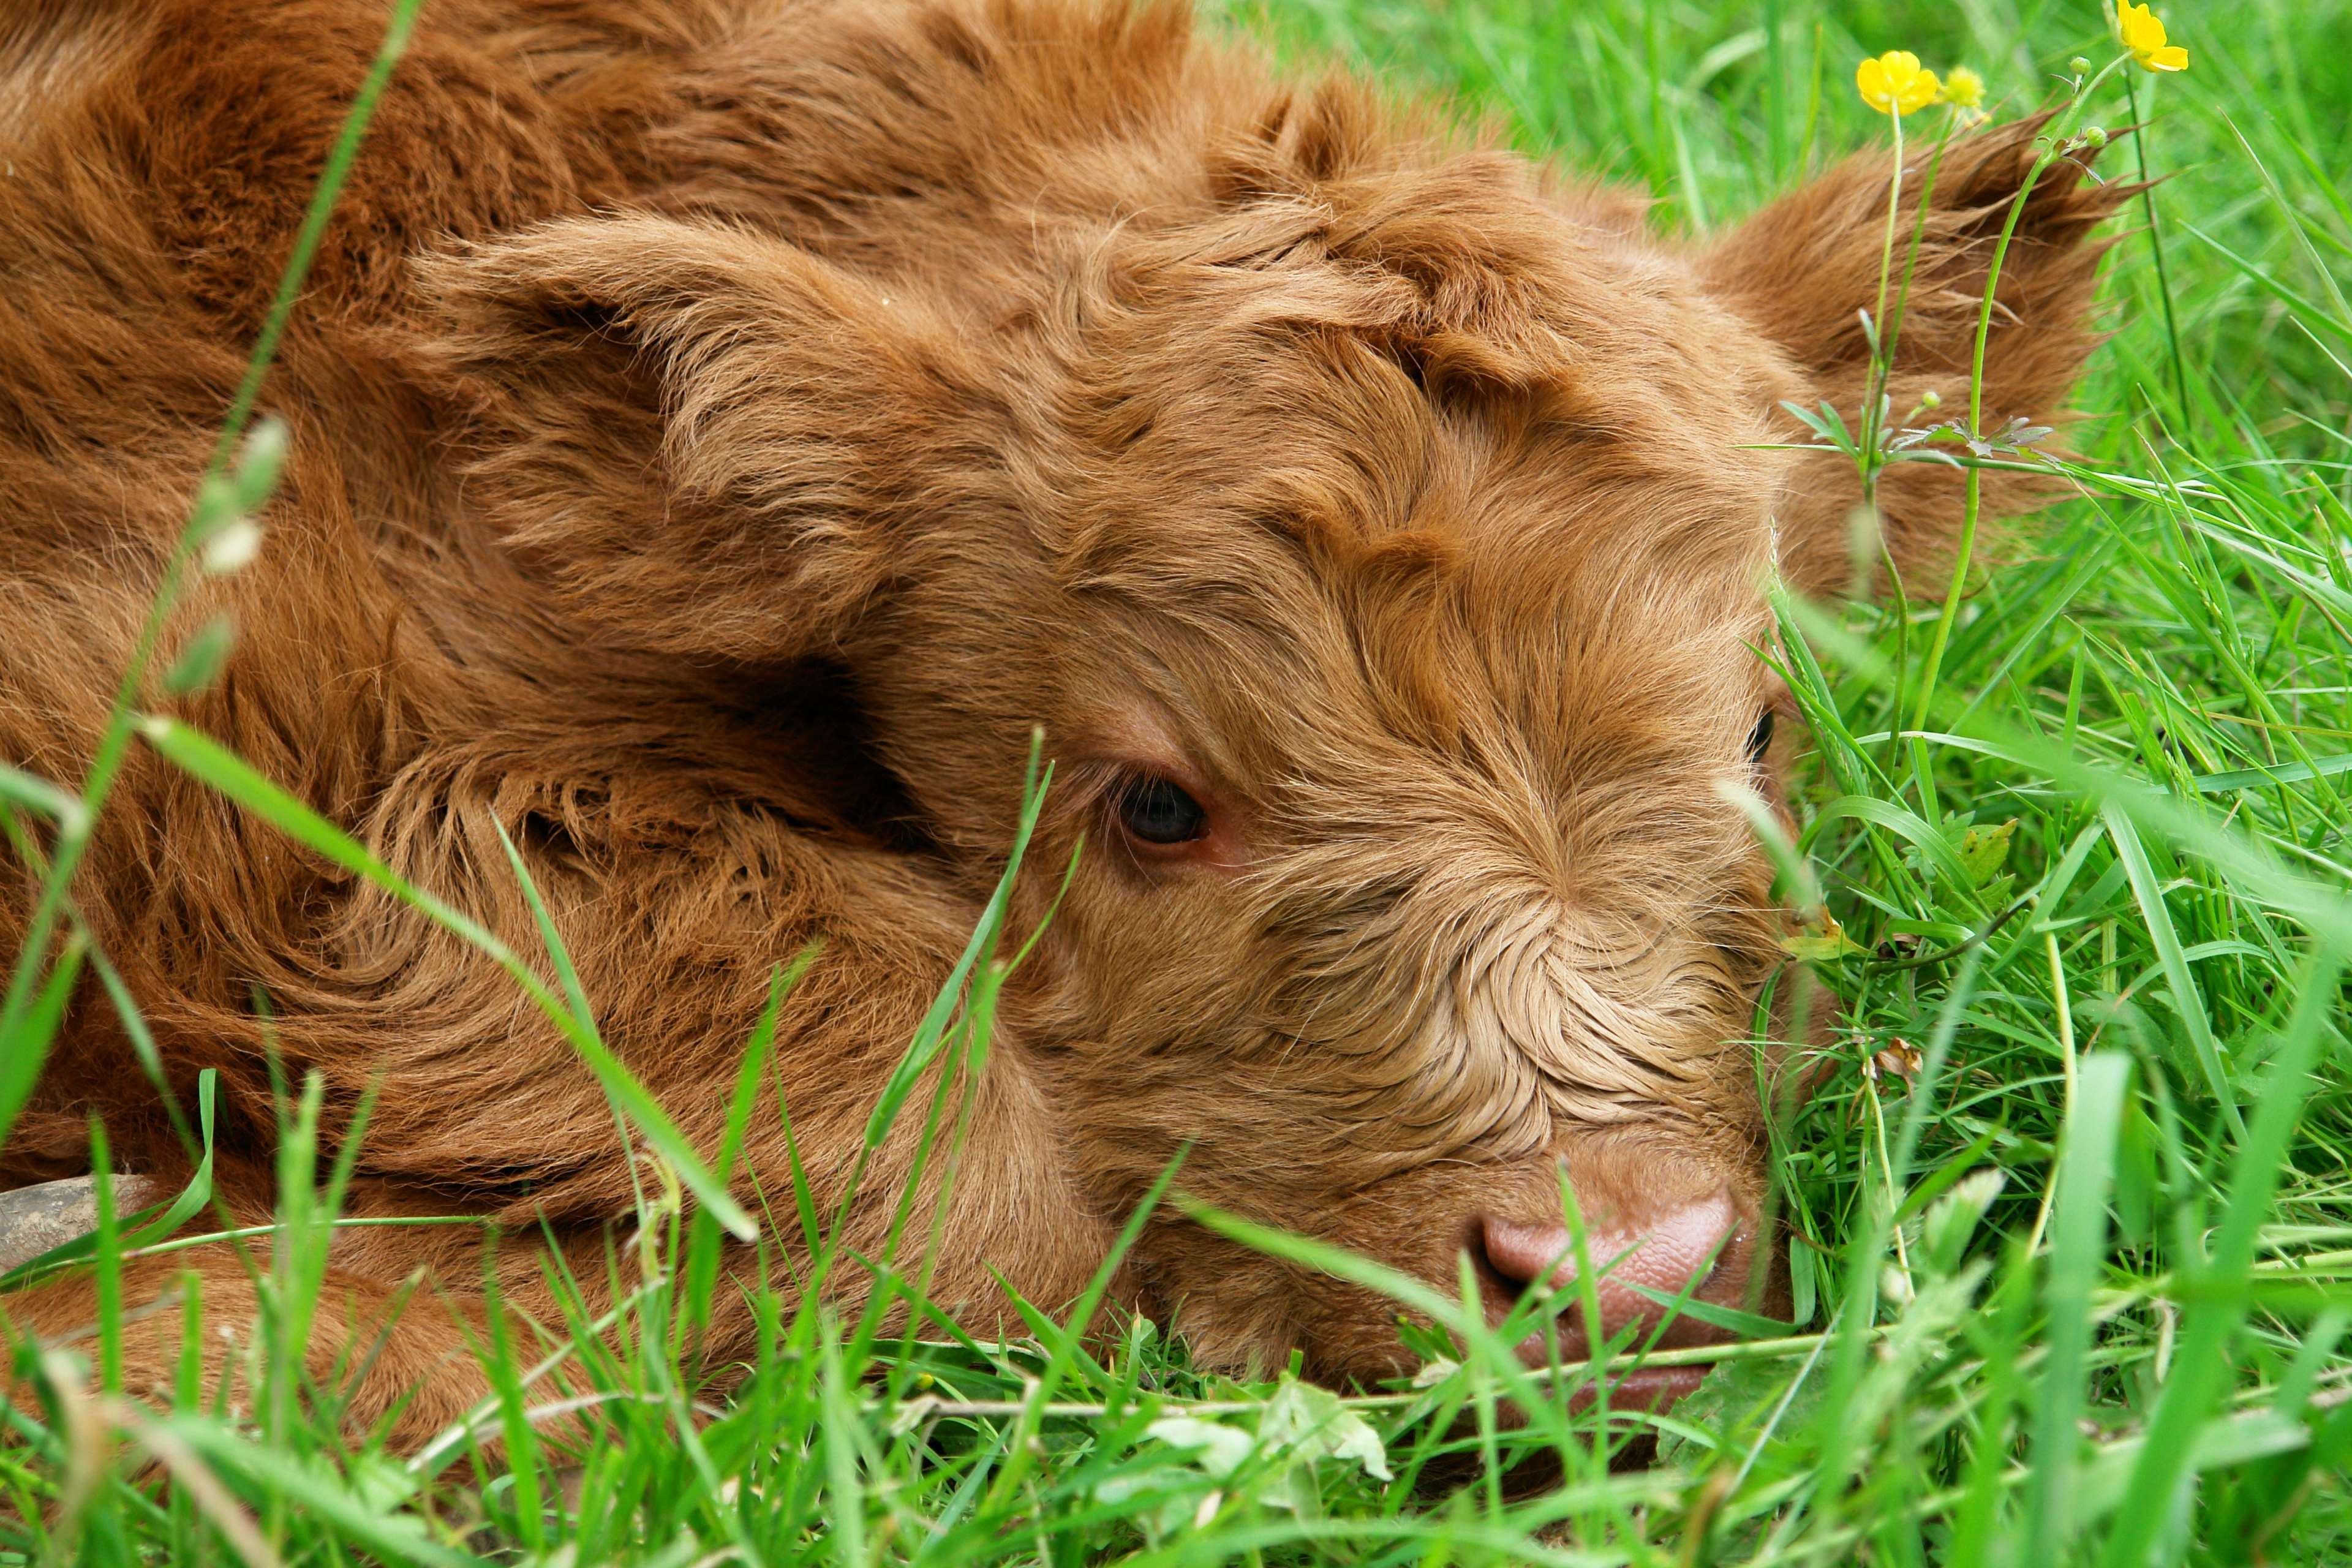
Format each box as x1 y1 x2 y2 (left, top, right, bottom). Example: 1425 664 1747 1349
1094 1468 1189 1508
1259 1379 1393 1480
1321 1411 1393 1482
1147 1415 1255 1479
1863 1038 1922 1083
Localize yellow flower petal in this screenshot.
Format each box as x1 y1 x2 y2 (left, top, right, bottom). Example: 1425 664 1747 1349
2117 1 2188 70
1856 50 1940 115
1856 56 1893 110
1942 66 1985 108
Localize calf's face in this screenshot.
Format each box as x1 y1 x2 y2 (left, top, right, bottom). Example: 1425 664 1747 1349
965 266 1800 1386
439 117 2120 1388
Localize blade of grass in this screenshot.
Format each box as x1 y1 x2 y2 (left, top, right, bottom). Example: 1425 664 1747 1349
2104 802 2248 1140
138 714 754 1241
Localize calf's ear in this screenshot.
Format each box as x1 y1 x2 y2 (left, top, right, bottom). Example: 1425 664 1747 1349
420 214 993 663
1701 117 2130 597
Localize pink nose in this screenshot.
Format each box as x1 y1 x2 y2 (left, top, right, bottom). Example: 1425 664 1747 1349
1477 1189 1742 1363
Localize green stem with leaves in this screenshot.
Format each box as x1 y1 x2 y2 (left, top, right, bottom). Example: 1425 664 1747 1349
1907 56 2130 823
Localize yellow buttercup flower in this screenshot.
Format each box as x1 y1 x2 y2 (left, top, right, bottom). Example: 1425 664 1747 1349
2116 1 2189 72
1942 66 1986 109
1856 51 1942 116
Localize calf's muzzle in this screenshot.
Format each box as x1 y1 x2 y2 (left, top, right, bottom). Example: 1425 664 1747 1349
1476 1186 1747 1409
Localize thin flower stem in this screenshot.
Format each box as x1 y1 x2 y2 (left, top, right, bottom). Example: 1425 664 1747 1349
1909 56 2129 823
2021 929 2079 1258
1860 120 1953 639
1865 1068 1914 1286
1860 111 1907 499
2122 69 2191 416
1882 129 1954 378
1874 112 1905 358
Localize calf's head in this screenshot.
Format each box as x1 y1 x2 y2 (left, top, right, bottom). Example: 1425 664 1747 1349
434 116 2120 1389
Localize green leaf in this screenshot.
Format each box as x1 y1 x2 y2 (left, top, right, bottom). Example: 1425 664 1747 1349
1619 1284 1796 1339
1787 1232 1819 1328
138 714 756 1242
1779 911 1866 962
2193 752 2352 793
2026 1051 2132 1556
2104 803 2244 1139
1655 1352 1830 1468
1920 1167 2005 1275
1955 816 2018 886
162 615 237 695
0 932 85 1153
1 1072 220 1290
0 763 88 832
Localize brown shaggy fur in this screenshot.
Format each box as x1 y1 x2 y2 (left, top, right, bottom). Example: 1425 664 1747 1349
0 0 2123 1446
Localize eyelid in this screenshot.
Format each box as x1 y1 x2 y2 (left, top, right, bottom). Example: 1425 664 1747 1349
1118 774 1210 843
1091 761 1243 871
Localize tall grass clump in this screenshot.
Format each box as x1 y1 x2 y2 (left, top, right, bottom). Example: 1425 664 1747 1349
4 0 2350 1561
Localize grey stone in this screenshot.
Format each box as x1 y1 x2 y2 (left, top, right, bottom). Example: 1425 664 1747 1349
0 1175 166 1274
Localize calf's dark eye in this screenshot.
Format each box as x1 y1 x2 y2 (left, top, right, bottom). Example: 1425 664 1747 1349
1118 775 1209 845
1746 709 1776 765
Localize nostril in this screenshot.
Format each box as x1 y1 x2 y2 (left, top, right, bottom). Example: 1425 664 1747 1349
1477 1189 1745 1341
1477 1214 1576 1294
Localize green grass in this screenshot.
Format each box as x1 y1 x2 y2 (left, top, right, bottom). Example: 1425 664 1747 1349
4 0 2351 1561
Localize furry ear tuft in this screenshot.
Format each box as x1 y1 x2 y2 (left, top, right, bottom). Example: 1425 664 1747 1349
1705 116 2133 595
419 214 987 663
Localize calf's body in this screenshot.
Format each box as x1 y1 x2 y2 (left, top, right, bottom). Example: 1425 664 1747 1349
0 0 2120 1442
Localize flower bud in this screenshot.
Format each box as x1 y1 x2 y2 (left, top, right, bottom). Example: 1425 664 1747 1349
1880 1262 1916 1310
200 518 264 576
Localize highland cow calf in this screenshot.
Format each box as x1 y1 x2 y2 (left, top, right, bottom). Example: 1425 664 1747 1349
0 0 2119 1443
